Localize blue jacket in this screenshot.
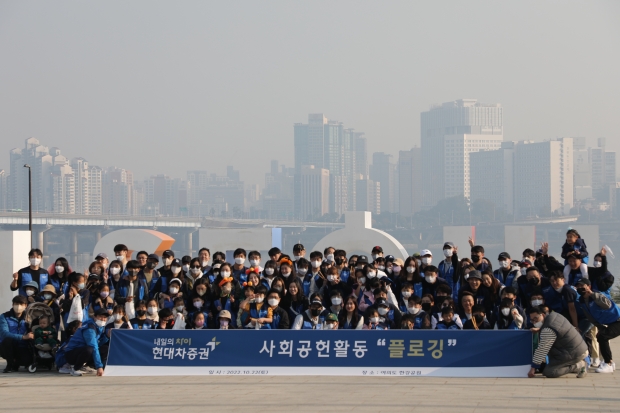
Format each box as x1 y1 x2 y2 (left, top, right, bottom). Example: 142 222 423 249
64 319 107 369
0 309 28 344
578 293 620 326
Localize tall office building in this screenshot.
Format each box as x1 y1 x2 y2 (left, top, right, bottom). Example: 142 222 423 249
398 147 422 217
421 99 503 207
370 152 397 213
263 160 295 220
354 134 368 178
356 178 380 214
0 169 6 212
299 165 329 220
572 137 592 201
590 138 616 201
470 142 515 215
514 138 573 218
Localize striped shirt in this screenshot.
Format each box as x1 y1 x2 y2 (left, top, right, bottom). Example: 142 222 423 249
532 327 557 368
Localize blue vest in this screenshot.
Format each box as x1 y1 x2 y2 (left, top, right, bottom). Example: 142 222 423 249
270 309 282 330
301 312 324 329
579 294 620 325
493 269 518 287
20 269 49 297
568 270 585 287
130 318 156 330
49 277 68 297
436 321 460 330
301 274 312 297
414 311 427 329
542 286 569 314
438 261 458 300
249 303 271 329
339 268 350 283
214 297 236 327
117 280 146 301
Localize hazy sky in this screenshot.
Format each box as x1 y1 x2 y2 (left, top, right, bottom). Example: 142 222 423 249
1 1 619 186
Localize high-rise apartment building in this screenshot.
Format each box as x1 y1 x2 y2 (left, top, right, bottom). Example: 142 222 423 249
263 160 294 220
103 167 133 216
370 152 397 213
398 148 422 217
71 158 89 215
421 99 503 208
299 165 329 220
514 138 573 218
572 137 592 201
470 142 515 215
356 178 380 214
0 170 6 211
9 138 53 212
590 138 616 201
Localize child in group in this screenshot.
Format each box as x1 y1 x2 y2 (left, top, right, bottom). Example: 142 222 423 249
34 315 58 358
561 229 589 281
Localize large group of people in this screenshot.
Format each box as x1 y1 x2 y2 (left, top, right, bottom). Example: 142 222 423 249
1 228 619 378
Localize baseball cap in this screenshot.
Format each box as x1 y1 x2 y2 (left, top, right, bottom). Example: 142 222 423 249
357 255 369 265
162 250 175 258
372 246 383 254
468 270 482 280
375 298 389 307
420 249 432 257
575 278 591 286
443 242 455 249
498 252 511 260
147 254 160 262
384 255 395 263
326 313 338 322
94 308 109 317
95 253 108 260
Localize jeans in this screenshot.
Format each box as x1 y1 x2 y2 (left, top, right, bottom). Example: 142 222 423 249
65 344 109 370
543 350 588 378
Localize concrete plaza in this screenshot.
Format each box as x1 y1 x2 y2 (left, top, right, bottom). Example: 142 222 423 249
1 339 620 413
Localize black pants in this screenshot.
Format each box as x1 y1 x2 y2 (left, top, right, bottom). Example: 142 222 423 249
597 320 620 363
65 345 108 370
0 338 31 368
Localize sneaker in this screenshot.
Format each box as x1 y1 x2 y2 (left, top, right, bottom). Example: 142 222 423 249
38 350 52 359
611 361 616 371
591 358 601 368
58 364 72 374
2 365 13 374
576 361 588 378
595 362 614 373
70 368 83 377
80 366 96 374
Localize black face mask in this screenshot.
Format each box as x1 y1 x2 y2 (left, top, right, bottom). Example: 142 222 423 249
335 257 344 265
528 277 540 286
471 255 481 263
146 262 157 270
310 308 321 317
136 309 146 317
422 303 432 312
473 314 485 324
577 287 586 295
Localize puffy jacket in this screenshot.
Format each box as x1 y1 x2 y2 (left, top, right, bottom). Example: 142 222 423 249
0 310 27 344
64 319 107 369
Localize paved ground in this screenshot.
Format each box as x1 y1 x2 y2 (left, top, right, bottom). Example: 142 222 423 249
1 340 620 413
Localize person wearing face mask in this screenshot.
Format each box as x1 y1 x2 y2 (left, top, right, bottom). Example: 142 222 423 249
328 290 344 314
92 283 115 318
0 295 34 373
528 305 589 379
319 267 353 308
493 297 524 330
278 258 295 283
468 244 489 272
438 243 460 301
152 257 183 299
106 260 124 294
292 295 328 330
358 277 381 316
105 305 131 339
265 290 289 329
248 250 263 272
198 248 212 274
363 308 388 330
333 251 350 283
192 312 208 330
575 278 620 374
420 266 449 298
260 260 277 289
171 297 187 329
11 248 49 298
291 243 306 269
542 271 579 328
517 267 551 309
22 281 39 304
139 254 161 294
295 258 312 297
389 258 403 282
418 249 433 275
462 305 492 330
404 295 431 329
159 278 184 310
212 274 238 328
588 250 614 295
217 310 234 330
396 257 423 299
494 252 520 288
206 261 222 285
48 257 72 298
308 251 326 296
323 246 336 264
37 284 61 328
397 283 415 313
185 258 204 291
371 246 384 261
64 308 110 376
232 248 248 283
61 273 91 326
372 298 399 329
189 283 212 329
156 250 176 282
114 261 148 310
242 285 273 329
323 313 339 330
145 299 160 323
113 244 129 268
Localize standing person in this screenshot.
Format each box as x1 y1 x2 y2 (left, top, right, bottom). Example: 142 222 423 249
198 248 212 274
157 250 175 282
48 257 72 297
527 306 588 379
232 248 248 283
494 252 519 287
64 308 110 377
438 242 459 300
470 245 490 272
140 254 160 294
113 244 129 268
0 296 34 373
575 279 620 373
10 248 49 297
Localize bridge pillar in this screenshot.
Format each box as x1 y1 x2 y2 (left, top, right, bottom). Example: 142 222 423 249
186 230 195 257
70 229 79 269
37 226 51 253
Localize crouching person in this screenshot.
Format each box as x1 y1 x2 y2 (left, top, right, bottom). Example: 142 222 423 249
64 308 109 376
0 296 34 372
528 306 588 379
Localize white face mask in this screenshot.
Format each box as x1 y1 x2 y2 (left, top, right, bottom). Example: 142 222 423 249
331 297 342 305
325 323 336 330
268 298 279 307
533 320 543 328
425 275 436 284
201 260 209 267
77 283 85 289
443 249 453 258
327 274 335 282
280 270 291 278
182 264 190 272
326 254 334 262
520 268 527 276
407 307 420 315
358 277 366 284
169 287 179 294
392 266 401 274
402 291 412 298
593 261 602 268
30 257 41 266
235 257 245 265
147 306 158 315
250 259 260 266
191 268 202 275
554 286 563 293
406 266 415 274
109 267 121 276
311 260 321 269
255 296 264 304
193 301 203 309
172 266 182 275
377 265 385 271
175 305 184 312
531 299 543 307
221 271 231 278
369 317 379 324
378 307 389 315
95 319 107 328
499 260 510 269
367 271 376 279
293 255 301 261
422 257 432 265
25 289 35 297
297 268 308 276
114 314 123 321
55 265 64 273
501 308 511 316
43 293 53 300
264 268 275 276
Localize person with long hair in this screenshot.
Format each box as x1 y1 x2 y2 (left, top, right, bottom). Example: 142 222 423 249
396 257 423 298
48 257 72 297
338 296 363 329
